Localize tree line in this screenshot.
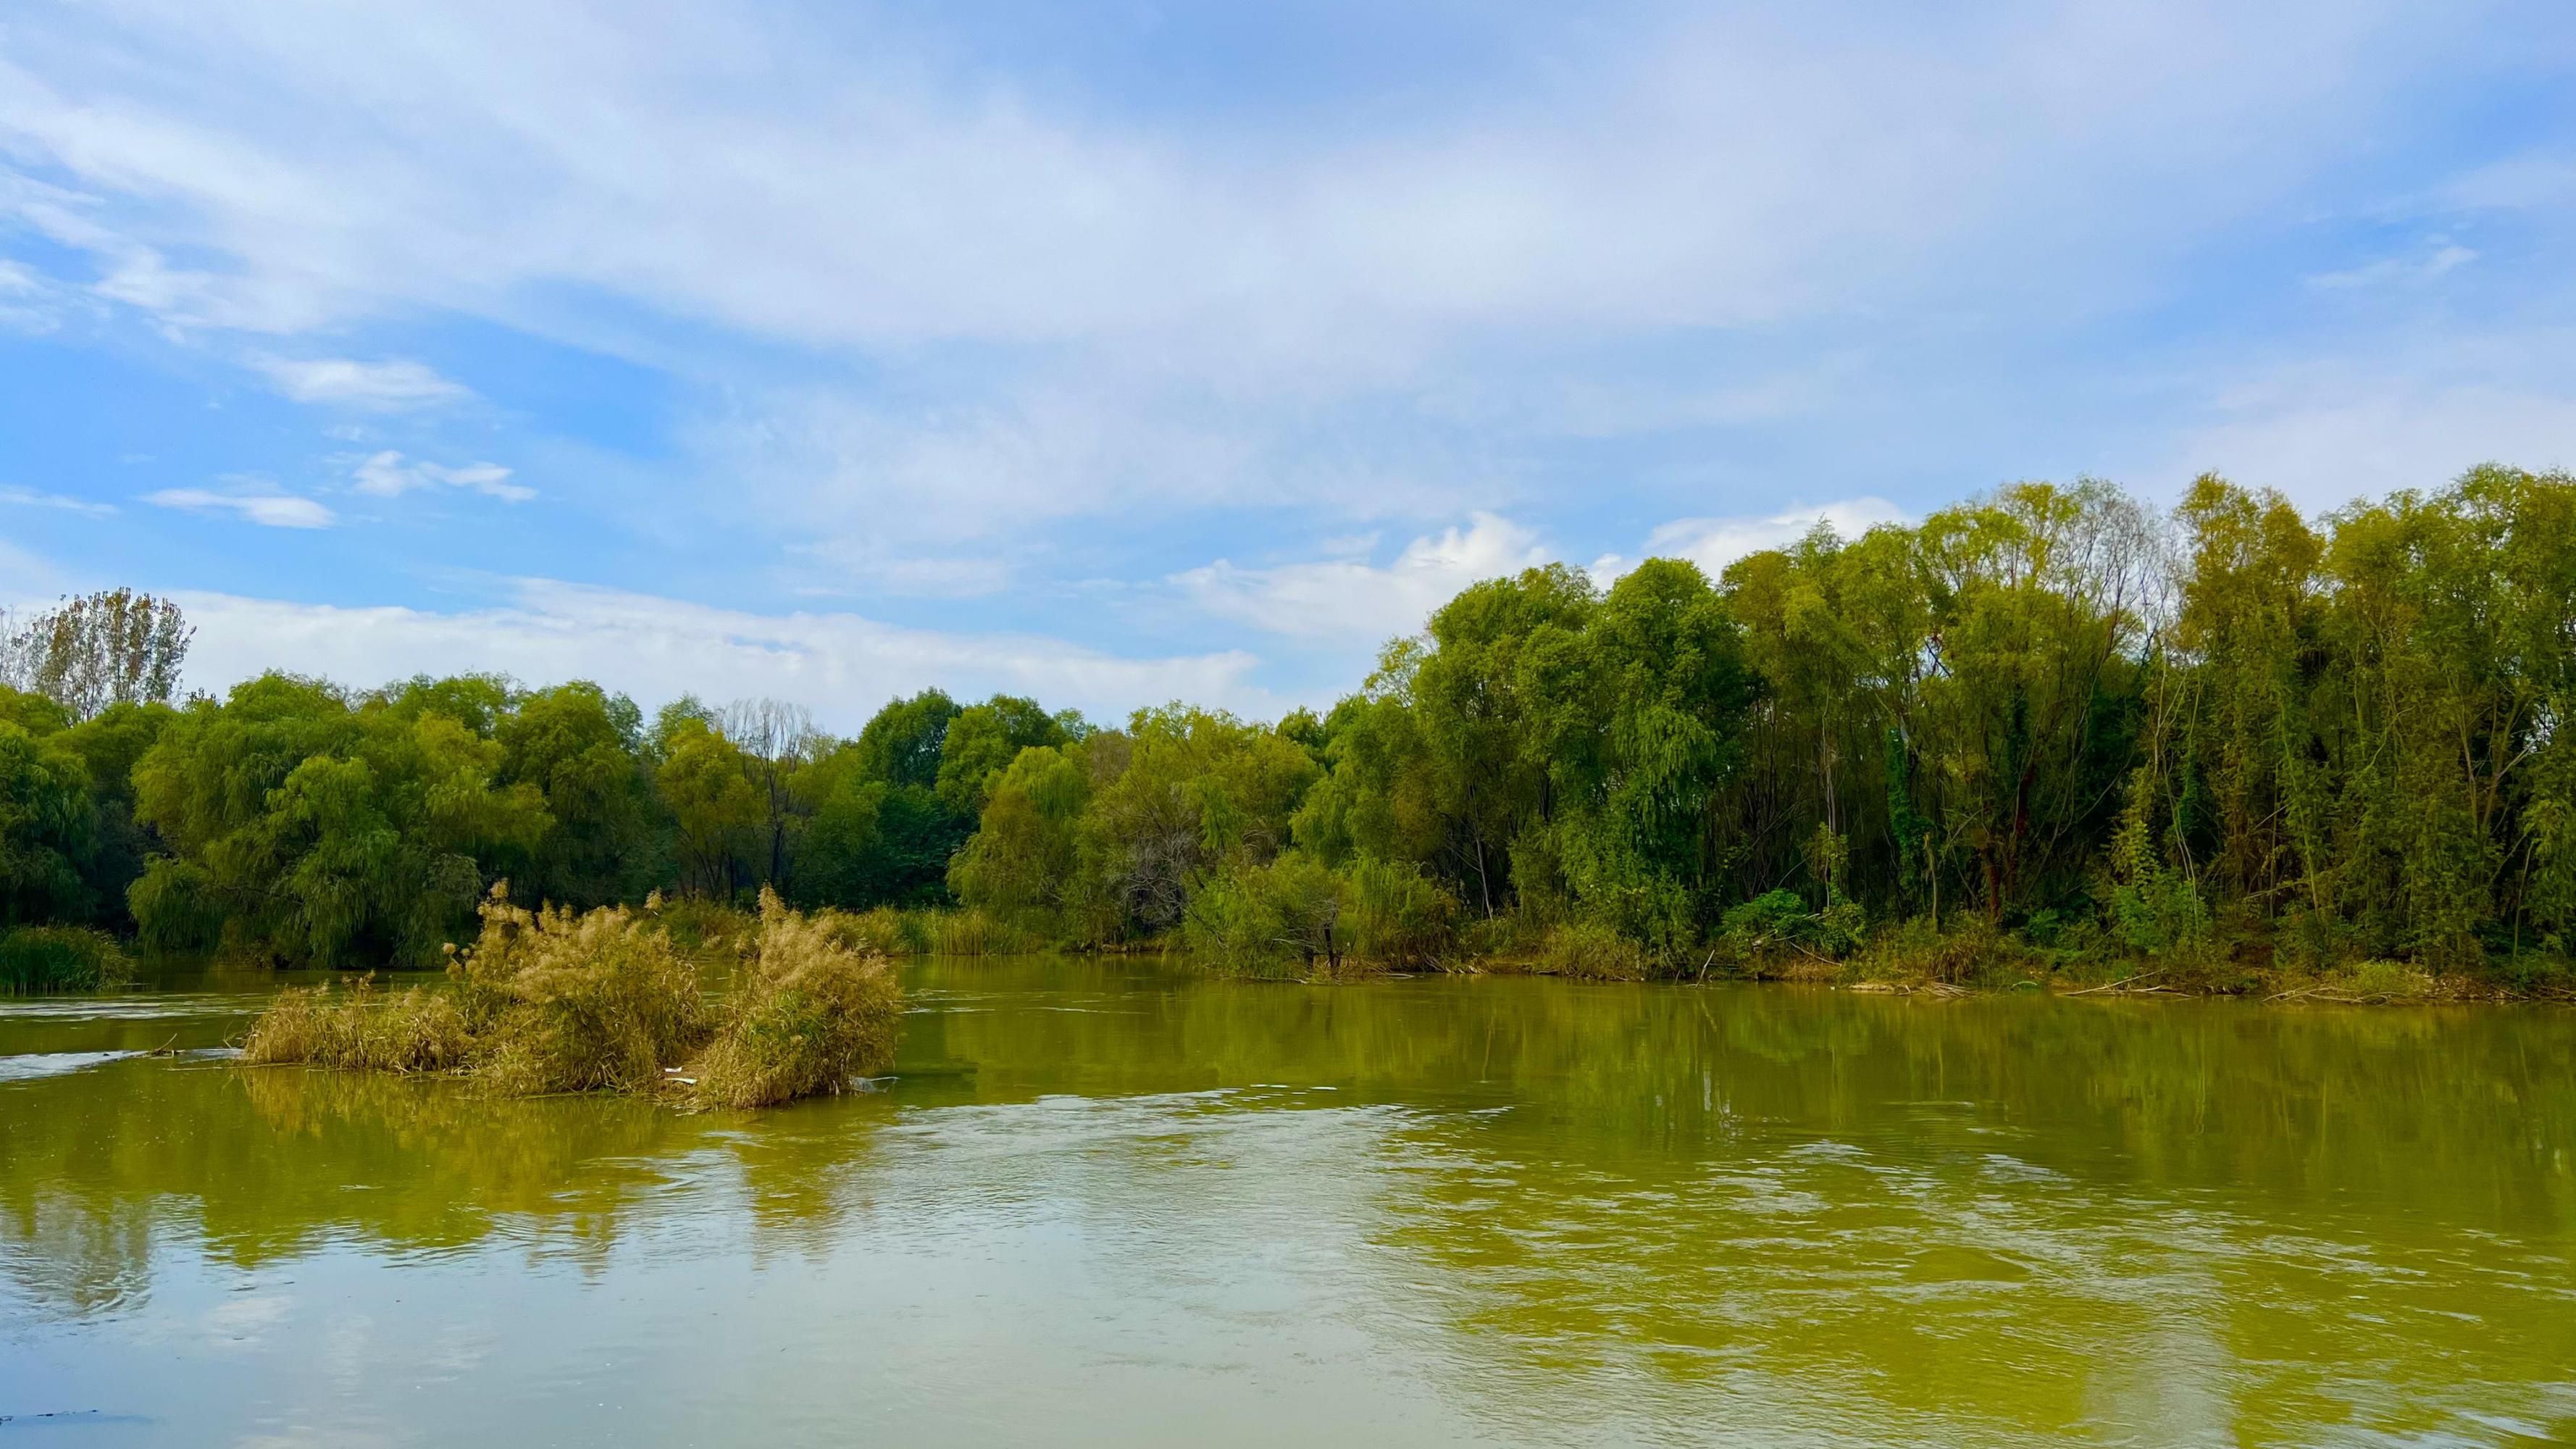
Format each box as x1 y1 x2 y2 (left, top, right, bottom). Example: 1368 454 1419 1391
4 467 2571 983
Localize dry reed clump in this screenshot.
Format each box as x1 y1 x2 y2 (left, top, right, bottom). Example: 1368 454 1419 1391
685 889 903 1109
241 975 474 1073
447 889 711 1095
239 884 708 1094
240 884 902 1109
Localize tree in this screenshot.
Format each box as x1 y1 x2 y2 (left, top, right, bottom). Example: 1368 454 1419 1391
656 718 764 900
0 719 93 926
721 697 823 892
498 682 657 908
128 674 551 964
2 590 193 723
935 695 1079 814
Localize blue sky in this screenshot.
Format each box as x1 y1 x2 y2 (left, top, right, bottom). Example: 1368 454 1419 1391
3 0 2573 728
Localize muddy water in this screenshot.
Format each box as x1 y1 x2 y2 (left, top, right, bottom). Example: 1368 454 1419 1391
3 957 2572 1445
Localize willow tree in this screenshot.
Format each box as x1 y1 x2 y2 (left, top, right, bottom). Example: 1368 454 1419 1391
129 674 551 964
0 714 92 926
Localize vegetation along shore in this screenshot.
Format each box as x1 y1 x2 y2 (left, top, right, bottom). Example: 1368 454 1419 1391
5 469 2573 1038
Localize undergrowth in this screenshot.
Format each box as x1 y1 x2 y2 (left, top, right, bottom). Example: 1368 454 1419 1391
0 925 135 993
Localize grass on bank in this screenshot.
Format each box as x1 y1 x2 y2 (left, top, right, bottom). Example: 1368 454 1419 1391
242 886 902 1108
0 925 135 993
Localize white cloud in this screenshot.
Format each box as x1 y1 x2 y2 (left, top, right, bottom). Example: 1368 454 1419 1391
146 487 335 528
2427 151 2576 214
1175 514 1550 642
0 485 114 517
1174 498 1915 649
2304 241 2477 291
2172 379 2576 511
0 538 70 603
350 450 531 501
172 580 1270 727
1639 499 1912 577
251 356 469 409
713 379 1486 565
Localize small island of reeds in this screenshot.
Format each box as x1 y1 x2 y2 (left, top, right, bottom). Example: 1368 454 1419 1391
242 886 901 1109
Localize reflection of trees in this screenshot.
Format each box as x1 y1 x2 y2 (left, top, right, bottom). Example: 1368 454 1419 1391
0 1058 891 1318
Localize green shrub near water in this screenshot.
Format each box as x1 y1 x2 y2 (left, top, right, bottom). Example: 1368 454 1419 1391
829 905 932 956
921 906 1042 956
0 925 135 993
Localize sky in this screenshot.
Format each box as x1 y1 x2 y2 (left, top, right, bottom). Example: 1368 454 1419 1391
3 0 2573 730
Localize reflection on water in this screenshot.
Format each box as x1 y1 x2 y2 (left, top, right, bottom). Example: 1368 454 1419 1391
2 959 2572 1446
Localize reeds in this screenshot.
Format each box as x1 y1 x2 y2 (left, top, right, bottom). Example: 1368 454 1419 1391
237 884 903 1109
685 892 903 1108
241 976 474 1072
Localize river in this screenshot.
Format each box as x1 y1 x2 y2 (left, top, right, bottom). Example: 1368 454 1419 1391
3 956 2572 1445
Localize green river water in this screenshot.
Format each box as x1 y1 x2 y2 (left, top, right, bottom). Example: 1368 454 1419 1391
2 955 2572 1446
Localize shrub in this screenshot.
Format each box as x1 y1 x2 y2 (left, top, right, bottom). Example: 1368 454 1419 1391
1339 856 1458 969
2325 959 2439 1003
649 893 752 954
0 925 135 993
685 890 903 1108
1532 920 1652 980
1847 915 2032 986
830 905 931 957
1718 889 1865 970
923 906 1041 956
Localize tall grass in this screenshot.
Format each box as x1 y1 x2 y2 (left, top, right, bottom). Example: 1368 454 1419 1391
242 976 474 1072
920 906 1042 957
0 926 135 993
239 884 903 1108
687 893 903 1108
456 893 712 1096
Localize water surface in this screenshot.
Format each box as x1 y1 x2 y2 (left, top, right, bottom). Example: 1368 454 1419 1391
3 957 2572 1445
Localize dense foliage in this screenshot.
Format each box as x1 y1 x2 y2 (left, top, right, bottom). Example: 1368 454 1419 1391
5 469 2571 988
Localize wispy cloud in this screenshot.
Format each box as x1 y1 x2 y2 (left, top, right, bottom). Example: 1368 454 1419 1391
1 485 114 517
2173 371 2576 511
146 486 335 528
2426 152 2576 214
173 581 1271 727
2305 241 2477 291
0 2 2468 362
350 450 530 501
252 356 469 409
1174 514 1550 642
